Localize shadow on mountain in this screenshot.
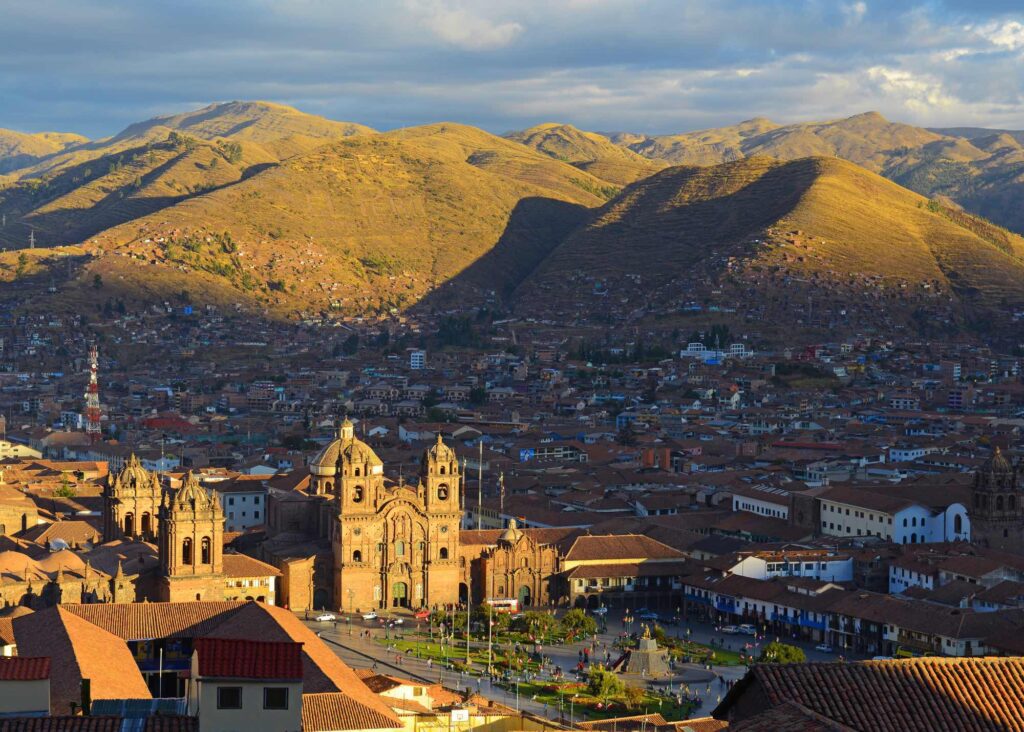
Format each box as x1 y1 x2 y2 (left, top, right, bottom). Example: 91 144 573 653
410 196 591 314
526 157 820 291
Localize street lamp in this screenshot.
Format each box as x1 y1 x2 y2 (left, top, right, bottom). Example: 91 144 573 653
570 694 578 726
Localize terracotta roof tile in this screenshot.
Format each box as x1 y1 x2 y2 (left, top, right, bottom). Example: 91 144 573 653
194 638 303 680
222 552 281 578
12 607 151 715
0 718 123 732
564 534 685 562
0 657 49 681
302 692 403 731
730 658 1024 731
61 602 242 640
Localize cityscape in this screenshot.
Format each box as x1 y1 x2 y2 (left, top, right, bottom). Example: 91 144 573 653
2 1 1024 731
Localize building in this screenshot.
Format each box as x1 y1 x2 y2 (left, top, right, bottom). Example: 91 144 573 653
409 350 426 370
969 448 1024 551
209 476 267 533
156 472 225 603
714 657 1024 731
103 453 162 542
187 638 303 732
308 421 462 612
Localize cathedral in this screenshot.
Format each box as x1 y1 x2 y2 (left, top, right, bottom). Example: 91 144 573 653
309 420 462 611
970 447 1024 551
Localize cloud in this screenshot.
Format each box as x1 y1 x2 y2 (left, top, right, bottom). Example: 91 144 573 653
405 1 524 50
0 0 1020 136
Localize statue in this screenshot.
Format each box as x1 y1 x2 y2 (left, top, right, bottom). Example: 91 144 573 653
642 623 652 640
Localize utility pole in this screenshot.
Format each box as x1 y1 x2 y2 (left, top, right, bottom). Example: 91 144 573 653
477 440 483 530
28 229 34 249
498 471 505 525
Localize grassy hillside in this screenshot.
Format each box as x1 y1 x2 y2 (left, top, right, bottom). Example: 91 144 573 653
517 156 1024 332
12 123 610 317
506 123 665 186
2 101 374 180
614 112 1024 236
0 128 88 174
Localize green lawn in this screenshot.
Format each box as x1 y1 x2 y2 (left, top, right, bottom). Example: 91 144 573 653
507 680 697 722
378 638 541 674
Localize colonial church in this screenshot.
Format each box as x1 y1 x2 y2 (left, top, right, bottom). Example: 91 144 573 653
970 447 1024 551
310 420 462 611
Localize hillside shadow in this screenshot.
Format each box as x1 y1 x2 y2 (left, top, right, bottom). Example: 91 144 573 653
410 196 591 314
531 157 820 284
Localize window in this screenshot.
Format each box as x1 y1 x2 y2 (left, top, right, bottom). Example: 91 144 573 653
437 484 449 500
124 513 134 536
353 486 364 503
254 496 261 505
395 541 405 556
141 513 151 535
353 550 362 562
954 514 962 534
263 687 289 710
229 497 235 506
254 510 260 519
439 547 449 560
201 537 211 564
182 538 193 565
217 686 242 709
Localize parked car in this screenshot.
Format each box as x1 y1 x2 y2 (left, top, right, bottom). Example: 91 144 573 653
722 625 740 634
738 624 757 635
391 617 405 625
872 656 894 661
414 609 431 620
815 644 835 653
362 611 378 621
315 612 336 622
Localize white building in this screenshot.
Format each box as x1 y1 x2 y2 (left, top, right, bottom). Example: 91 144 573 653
818 486 969 544
409 349 426 370
730 551 854 583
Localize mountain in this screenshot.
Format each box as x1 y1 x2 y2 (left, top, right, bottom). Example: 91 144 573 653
0 101 374 180
615 113 1024 235
0 128 88 174
516 156 1024 337
0 122 612 316
505 123 666 186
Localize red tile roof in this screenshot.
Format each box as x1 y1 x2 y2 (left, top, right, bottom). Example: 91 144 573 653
720 658 1024 732
302 692 403 731
194 638 303 680
0 657 49 681
0 718 123 732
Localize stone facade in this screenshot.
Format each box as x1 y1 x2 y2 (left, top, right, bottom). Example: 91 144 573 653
156 472 226 602
970 447 1024 551
464 520 561 607
103 453 162 542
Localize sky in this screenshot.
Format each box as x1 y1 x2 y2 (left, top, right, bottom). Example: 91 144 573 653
1 0 1022 138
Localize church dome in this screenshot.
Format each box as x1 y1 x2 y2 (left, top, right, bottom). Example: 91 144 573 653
424 433 457 465
499 518 523 545
111 453 154 490
985 447 1013 476
310 419 383 477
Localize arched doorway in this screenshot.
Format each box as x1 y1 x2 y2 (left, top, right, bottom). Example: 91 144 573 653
518 585 532 608
574 595 587 609
392 581 409 608
459 582 469 605
587 594 600 610
313 587 329 610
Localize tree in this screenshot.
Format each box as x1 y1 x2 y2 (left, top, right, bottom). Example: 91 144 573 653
469 386 487 405
623 684 647 710
341 333 359 356
14 253 28 278
54 472 77 498
759 641 806 664
93 273 103 289
587 666 624 703
560 608 597 637
510 610 557 636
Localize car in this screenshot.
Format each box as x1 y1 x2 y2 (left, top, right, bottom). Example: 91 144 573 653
391 617 404 625
362 611 378 621
815 644 835 653
591 607 609 616
315 612 336 622
639 612 660 621
414 609 431 620
872 655 894 661
722 625 740 634
738 624 757 635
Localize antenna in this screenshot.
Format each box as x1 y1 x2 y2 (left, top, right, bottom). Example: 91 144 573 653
28 228 34 249
84 345 102 443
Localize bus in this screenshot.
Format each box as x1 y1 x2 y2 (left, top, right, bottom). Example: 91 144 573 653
484 597 520 614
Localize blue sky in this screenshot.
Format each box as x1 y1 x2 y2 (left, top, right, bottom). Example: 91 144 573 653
1 0 1022 138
